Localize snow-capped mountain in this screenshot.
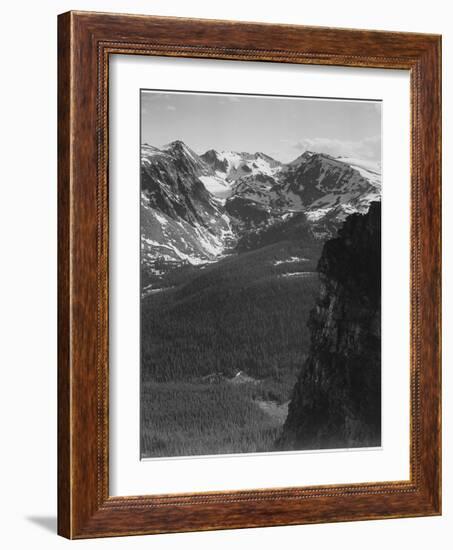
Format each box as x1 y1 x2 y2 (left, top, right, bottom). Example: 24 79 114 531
141 141 217 226
198 149 283 199
335 156 381 189
225 152 381 236
287 150 316 168
281 152 379 212
141 141 234 281
140 139 381 285
201 149 282 181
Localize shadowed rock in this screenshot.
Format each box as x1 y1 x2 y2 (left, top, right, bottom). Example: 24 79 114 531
277 202 381 450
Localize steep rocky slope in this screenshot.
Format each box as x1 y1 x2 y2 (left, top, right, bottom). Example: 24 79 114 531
277 202 381 450
140 140 382 293
225 151 380 239
141 141 234 283
201 149 282 182
280 152 379 216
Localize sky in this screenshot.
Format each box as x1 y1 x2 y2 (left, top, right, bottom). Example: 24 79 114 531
141 90 381 164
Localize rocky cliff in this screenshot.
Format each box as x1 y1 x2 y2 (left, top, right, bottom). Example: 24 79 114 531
277 202 381 450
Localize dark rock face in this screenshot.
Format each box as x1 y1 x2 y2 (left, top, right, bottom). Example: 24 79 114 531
283 153 375 206
277 202 381 450
224 196 272 228
200 149 229 173
141 144 219 227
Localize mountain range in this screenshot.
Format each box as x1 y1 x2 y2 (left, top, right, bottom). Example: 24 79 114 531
140 139 381 290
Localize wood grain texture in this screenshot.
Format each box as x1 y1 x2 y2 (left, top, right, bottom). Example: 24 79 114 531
57 11 72 538
57 10 442 539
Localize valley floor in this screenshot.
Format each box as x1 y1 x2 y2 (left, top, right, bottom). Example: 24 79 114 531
141 378 292 458
140 241 321 458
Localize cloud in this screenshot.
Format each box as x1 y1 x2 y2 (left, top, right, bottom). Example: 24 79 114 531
293 135 380 160
166 105 176 111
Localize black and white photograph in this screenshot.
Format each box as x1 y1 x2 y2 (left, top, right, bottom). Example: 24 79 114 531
1 0 447 545
140 90 382 459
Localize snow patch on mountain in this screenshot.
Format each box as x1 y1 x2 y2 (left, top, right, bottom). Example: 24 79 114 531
273 256 309 266
198 175 232 198
336 156 381 189
141 205 233 268
141 140 382 277
201 149 283 182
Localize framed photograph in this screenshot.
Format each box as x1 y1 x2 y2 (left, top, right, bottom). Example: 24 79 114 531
58 11 441 539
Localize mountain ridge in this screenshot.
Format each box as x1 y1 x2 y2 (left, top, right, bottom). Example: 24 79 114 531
141 139 381 289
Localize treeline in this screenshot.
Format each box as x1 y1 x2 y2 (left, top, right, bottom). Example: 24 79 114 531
141 254 319 383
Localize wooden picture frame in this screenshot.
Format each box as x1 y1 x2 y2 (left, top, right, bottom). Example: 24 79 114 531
58 10 441 539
